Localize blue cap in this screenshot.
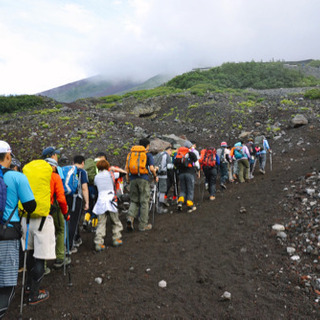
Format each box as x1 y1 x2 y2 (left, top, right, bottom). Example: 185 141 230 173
42 147 60 158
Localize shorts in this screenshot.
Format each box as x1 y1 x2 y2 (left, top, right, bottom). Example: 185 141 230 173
21 215 56 260
0 240 20 286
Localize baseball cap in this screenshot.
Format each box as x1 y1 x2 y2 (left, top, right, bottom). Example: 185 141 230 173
45 158 58 167
42 146 61 158
184 140 192 149
0 140 15 157
221 141 228 147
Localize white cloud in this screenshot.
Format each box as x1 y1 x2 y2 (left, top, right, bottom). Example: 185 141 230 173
0 0 319 94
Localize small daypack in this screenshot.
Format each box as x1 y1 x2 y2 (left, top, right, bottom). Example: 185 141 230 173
22 160 52 218
126 146 149 175
201 148 217 168
174 147 191 168
254 136 265 152
62 165 80 195
84 158 97 185
0 167 9 221
234 146 245 160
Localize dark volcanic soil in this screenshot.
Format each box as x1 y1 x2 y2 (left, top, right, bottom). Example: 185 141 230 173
6 124 320 320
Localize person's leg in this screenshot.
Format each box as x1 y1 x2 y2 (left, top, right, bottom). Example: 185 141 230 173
138 179 151 230
185 173 195 209
238 160 245 183
52 203 65 261
178 173 187 204
109 211 123 241
94 213 107 246
0 286 15 319
209 168 217 196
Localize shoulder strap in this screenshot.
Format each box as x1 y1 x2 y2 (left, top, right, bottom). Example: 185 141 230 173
2 203 19 227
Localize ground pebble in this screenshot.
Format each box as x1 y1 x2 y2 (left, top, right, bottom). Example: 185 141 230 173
158 280 167 288
95 277 103 284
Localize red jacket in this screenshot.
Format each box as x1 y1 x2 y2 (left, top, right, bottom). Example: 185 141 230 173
50 172 68 215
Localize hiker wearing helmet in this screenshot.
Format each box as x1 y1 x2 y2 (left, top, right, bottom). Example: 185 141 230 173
216 142 231 189
0 141 36 318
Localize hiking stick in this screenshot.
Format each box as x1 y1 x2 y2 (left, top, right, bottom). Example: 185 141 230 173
270 152 273 171
64 219 67 276
151 184 157 227
173 170 178 200
252 158 257 174
65 220 72 287
19 214 30 320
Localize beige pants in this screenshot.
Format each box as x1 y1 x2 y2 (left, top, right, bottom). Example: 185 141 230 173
94 211 123 245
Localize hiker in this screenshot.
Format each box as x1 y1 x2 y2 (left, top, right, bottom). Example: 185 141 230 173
93 160 125 251
0 141 36 317
166 148 179 204
126 138 158 232
230 142 250 183
200 147 220 200
64 155 89 254
44 158 70 270
254 135 271 174
154 146 173 213
83 152 107 231
10 157 21 172
175 141 200 212
20 158 56 305
246 138 256 179
216 142 231 189
41 147 69 272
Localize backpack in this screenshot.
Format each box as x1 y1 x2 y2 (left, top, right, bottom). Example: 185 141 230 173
234 146 245 160
84 158 97 185
0 167 9 221
254 136 265 152
200 148 217 168
22 160 52 218
126 146 149 175
153 151 167 174
62 165 80 195
174 147 191 168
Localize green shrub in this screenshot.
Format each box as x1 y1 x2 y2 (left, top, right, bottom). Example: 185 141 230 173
0 95 43 113
304 88 320 100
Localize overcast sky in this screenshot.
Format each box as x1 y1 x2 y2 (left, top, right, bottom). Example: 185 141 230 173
0 0 319 95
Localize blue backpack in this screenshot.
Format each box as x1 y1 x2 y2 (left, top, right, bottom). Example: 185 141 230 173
0 167 8 222
234 147 245 160
62 165 79 195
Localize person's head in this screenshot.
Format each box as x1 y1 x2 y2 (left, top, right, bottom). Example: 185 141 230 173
94 152 107 162
73 155 85 168
96 159 110 171
248 138 253 144
220 142 228 148
139 138 150 150
42 146 60 161
0 141 14 168
191 141 197 149
45 158 58 172
165 145 172 156
10 158 22 172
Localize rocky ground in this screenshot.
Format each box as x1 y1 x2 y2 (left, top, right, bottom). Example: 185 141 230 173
3 87 320 319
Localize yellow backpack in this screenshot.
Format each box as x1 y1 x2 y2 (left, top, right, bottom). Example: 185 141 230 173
126 146 149 175
21 160 52 218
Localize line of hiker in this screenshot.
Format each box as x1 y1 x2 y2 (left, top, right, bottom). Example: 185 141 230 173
0 135 271 318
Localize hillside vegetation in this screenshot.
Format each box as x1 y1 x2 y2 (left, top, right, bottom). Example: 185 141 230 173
166 61 320 91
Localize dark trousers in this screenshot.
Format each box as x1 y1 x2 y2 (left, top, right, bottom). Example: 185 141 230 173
203 167 217 196
0 286 15 319
26 251 44 299
66 195 83 249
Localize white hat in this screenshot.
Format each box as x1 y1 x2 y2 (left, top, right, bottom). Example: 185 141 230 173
0 141 14 157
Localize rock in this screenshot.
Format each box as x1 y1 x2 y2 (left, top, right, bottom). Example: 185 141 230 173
149 138 172 154
291 255 300 261
239 207 247 214
291 114 308 128
287 247 296 255
306 188 316 196
221 291 231 300
277 231 287 240
238 131 252 139
158 280 167 288
95 277 103 284
133 103 161 117
272 224 285 231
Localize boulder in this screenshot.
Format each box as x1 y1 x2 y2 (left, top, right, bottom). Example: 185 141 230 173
238 131 252 139
291 114 308 128
133 103 161 117
149 138 172 154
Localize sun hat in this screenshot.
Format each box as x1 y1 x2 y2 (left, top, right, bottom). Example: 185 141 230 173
0 140 15 157
221 142 228 147
184 141 192 148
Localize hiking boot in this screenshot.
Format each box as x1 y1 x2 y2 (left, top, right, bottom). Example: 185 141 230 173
73 237 83 248
113 239 123 247
220 183 227 190
126 217 134 231
53 257 71 269
139 224 152 232
28 289 49 305
163 199 170 207
259 169 265 174
44 267 51 276
95 244 106 252
209 196 216 201
187 206 197 213
205 183 209 190
177 202 183 211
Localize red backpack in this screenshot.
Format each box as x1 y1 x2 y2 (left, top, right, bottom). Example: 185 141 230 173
174 147 192 168
200 148 216 168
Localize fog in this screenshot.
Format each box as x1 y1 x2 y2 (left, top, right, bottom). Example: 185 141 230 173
0 0 319 94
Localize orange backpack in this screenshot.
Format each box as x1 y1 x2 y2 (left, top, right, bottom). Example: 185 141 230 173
126 146 149 175
174 147 192 168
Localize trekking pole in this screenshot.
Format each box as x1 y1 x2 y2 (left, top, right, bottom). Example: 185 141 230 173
19 213 30 320
152 184 157 227
270 152 273 171
64 219 67 277
173 170 178 202
65 220 73 287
